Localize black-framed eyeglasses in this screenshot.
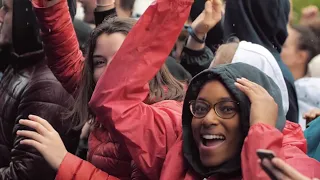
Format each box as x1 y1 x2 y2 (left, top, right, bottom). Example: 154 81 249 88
189 99 239 119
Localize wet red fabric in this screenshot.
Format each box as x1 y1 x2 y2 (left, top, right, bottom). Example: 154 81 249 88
33 0 137 179
34 0 133 178
32 0 84 96
88 0 192 179
160 121 320 179
56 153 120 180
35 0 192 179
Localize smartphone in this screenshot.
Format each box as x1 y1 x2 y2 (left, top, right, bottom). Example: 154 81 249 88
257 149 278 180
257 149 276 161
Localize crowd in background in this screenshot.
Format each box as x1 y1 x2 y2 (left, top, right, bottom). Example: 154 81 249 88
0 0 320 179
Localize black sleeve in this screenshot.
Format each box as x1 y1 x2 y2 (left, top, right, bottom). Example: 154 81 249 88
165 57 192 82
94 8 117 27
285 79 299 123
0 80 79 180
180 46 214 77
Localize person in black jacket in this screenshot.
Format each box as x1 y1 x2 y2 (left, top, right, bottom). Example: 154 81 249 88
222 0 298 123
0 0 80 179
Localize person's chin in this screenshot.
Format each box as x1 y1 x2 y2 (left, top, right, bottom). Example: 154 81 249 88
200 155 225 167
198 144 227 167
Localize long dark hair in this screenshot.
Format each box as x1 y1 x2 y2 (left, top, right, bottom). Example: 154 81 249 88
70 17 185 129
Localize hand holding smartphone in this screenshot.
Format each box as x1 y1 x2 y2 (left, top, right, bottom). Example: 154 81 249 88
256 149 315 180
257 149 277 180
257 149 275 161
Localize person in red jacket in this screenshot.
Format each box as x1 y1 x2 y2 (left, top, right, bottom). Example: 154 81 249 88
28 0 192 179
159 62 320 179
16 0 320 179
16 64 320 180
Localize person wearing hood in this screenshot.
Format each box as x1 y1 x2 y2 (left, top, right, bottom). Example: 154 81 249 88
180 0 299 123
18 63 320 179
161 39 319 179
0 0 80 179
209 40 289 118
223 0 292 82
159 62 320 179
308 55 320 78
15 0 320 179
223 0 300 124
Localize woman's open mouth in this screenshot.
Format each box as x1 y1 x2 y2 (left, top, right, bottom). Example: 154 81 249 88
200 134 226 149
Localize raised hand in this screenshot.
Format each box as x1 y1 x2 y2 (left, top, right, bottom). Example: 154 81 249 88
235 78 278 127
17 115 68 170
304 108 320 124
301 5 319 25
191 0 223 37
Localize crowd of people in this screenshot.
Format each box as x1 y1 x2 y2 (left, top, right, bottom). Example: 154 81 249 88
0 0 319 179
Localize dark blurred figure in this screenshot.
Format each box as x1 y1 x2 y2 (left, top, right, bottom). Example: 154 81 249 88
78 0 96 24
0 0 81 179
73 18 93 53
115 0 135 17
223 0 299 123
78 0 135 25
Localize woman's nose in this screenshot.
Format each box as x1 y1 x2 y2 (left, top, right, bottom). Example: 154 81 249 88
202 109 220 128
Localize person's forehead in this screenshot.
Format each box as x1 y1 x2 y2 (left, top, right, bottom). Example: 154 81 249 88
199 80 231 98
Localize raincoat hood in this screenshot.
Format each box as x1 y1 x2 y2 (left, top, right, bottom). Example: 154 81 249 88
182 63 285 177
308 54 320 77
223 0 290 54
11 0 76 63
231 41 289 116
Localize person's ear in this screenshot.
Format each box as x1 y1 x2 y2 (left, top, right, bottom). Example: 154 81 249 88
297 50 309 65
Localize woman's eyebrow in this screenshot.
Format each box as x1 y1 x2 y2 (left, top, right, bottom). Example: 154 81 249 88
196 97 234 102
218 97 234 101
92 55 105 58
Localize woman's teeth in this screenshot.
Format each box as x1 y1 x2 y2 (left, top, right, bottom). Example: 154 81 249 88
202 135 225 140
201 134 226 147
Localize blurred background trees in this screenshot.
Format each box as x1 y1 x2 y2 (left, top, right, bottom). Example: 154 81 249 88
293 0 320 22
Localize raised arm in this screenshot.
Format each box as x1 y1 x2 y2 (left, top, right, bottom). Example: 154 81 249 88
89 0 193 179
32 0 84 95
